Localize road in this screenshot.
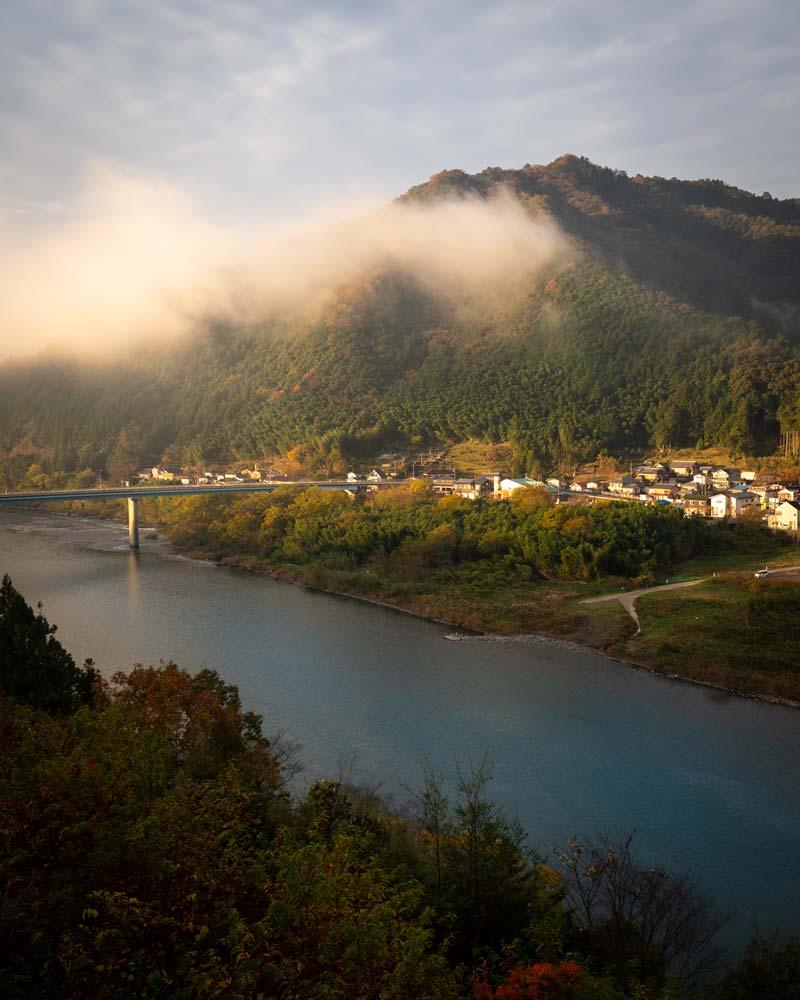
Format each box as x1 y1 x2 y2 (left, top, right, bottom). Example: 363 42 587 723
580 566 800 633
580 579 707 634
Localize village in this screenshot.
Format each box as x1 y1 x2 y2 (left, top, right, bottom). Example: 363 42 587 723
141 455 800 534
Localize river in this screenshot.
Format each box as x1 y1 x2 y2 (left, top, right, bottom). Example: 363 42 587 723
1 507 798 949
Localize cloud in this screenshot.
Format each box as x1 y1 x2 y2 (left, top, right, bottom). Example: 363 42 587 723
0 165 566 361
3 0 798 238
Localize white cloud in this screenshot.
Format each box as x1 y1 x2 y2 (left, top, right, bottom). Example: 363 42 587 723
0 0 797 229
0 164 566 361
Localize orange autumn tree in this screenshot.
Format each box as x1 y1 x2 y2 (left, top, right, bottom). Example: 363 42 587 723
473 960 585 999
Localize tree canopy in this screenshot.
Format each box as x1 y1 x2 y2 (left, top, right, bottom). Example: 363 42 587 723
0 574 98 714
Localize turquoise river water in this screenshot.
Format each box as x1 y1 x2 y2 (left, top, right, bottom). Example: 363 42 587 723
1 507 798 950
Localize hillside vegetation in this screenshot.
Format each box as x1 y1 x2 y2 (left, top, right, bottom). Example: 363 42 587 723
1 155 799 483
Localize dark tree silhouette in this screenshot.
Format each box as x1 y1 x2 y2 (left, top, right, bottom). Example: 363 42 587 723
0 574 98 714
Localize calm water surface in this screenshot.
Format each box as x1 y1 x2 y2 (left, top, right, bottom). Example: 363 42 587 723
1 508 798 949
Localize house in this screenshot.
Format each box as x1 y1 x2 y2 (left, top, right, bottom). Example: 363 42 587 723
749 485 780 508
647 483 679 500
711 491 759 518
710 493 730 518
778 485 800 503
608 476 640 495
671 461 698 477
498 477 546 494
432 477 493 499
637 465 668 482
682 492 710 516
367 469 385 482
711 467 742 487
453 478 493 499
768 500 800 532
731 491 759 517
151 466 182 481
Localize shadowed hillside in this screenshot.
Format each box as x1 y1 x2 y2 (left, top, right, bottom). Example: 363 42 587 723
1 156 799 483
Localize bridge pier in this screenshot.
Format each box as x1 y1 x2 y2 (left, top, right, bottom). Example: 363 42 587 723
127 497 139 549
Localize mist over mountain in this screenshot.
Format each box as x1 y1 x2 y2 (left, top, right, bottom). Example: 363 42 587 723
2 154 799 480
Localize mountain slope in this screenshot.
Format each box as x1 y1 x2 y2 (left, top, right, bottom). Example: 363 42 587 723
1 156 799 483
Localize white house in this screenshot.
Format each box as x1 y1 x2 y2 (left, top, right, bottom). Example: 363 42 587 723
768 500 800 532
498 477 546 494
710 493 730 518
711 491 759 518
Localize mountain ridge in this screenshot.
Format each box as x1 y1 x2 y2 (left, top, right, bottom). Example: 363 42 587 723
1 155 799 484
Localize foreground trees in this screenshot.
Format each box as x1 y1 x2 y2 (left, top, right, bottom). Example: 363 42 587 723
0 573 98 714
555 833 725 991
0 663 460 998
717 929 800 999
0 579 792 998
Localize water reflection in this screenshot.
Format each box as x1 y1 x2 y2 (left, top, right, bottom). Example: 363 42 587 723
126 548 141 604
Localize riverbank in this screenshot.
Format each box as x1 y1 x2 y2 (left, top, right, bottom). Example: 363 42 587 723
17 497 800 706
175 545 800 708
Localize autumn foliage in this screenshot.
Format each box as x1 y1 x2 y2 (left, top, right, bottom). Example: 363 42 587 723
473 961 585 999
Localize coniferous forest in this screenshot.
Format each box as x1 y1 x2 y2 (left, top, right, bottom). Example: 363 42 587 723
1 156 799 485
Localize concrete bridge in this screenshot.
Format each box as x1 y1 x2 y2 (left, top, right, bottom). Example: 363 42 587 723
0 481 374 549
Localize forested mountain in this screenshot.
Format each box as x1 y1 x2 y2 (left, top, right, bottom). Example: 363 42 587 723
2 155 799 482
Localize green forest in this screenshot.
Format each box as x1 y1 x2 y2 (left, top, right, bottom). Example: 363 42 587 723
150 484 712 587
1 156 799 487
2 574 799 1000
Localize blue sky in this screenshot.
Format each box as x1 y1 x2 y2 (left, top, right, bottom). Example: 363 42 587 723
2 0 798 228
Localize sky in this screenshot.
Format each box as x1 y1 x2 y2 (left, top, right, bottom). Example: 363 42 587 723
2 0 799 232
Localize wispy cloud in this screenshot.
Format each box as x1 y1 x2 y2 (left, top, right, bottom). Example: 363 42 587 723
0 164 565 361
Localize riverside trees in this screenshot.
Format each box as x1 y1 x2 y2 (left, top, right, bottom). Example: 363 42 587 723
154 486 714 586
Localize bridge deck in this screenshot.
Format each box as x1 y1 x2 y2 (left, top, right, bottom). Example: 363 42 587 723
0 482 371 504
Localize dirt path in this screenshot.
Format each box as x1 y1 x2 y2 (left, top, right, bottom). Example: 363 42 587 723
768 564 800 576
580 579 707 634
